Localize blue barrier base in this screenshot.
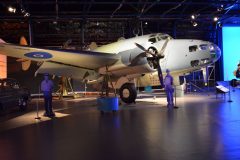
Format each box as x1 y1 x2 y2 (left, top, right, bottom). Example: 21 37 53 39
97 97 119 112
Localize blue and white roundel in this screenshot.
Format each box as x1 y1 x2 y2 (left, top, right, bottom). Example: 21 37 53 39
24 52 53 59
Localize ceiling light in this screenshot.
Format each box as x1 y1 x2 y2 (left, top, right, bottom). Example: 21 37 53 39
217 5 224 12
24 12 30 17
191 15 196 20
213 16 219 22
145 22 148 25
8 6 16 13
192 22 198 27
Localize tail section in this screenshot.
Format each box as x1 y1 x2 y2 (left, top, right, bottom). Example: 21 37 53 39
20 36 28 46
18 36 31 71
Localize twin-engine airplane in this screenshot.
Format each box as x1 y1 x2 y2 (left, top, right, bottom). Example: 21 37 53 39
0 33 221 103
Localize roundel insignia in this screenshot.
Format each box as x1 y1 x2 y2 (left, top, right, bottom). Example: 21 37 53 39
24 52 53 59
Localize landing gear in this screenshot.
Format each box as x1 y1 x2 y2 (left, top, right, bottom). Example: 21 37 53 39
119 83 137 104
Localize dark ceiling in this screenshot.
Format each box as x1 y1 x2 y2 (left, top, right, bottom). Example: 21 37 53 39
0 0 239 21
0 0 239 46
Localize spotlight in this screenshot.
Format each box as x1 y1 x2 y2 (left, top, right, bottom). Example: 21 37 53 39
217 5 224 12
191 14 196 20
217 22 222 28
192 22 198 27
213 16 219 22
24 12 30 17
145 22 148 25
8 6 16 13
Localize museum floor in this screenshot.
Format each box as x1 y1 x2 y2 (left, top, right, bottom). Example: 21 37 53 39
0 89 240 160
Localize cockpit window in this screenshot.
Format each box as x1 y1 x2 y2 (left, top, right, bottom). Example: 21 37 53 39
157 37 161 41
189 45 198 52
199 44 208 50
161 36 169 40
148 37 156 43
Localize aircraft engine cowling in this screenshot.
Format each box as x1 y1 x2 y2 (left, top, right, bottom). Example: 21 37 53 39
99 54 156 77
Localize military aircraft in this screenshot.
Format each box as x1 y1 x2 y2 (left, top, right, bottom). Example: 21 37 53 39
0 33 221 103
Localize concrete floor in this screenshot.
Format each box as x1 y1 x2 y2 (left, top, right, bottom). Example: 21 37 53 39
0 90 240 160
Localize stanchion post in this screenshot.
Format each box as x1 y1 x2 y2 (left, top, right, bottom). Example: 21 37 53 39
228 80 233 103
35 85 41 120
174 85 179 108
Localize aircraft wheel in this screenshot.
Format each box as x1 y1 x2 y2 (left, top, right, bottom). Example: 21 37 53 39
119 83 137 104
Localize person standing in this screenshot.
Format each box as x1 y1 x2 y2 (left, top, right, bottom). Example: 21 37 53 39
41 73 55 117
164 69 174 108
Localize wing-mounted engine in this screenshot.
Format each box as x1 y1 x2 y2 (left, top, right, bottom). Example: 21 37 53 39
98 46 156 77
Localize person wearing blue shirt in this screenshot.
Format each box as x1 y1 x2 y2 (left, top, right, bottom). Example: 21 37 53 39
41 73 55 117
164 69 174 108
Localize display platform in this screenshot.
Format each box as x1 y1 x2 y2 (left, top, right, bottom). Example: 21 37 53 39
0 89 240 160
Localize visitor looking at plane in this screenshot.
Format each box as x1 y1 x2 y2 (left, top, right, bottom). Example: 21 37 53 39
41 73 55 117
164 69 174 108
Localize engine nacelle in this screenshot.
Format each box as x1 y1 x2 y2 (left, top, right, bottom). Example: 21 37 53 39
98 57 156 77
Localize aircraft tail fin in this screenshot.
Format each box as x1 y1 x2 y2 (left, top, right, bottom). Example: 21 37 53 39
20 36 28 46
18 36 31 71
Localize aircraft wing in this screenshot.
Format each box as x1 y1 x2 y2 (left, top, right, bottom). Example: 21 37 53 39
35 61 99 80
0 43 119 70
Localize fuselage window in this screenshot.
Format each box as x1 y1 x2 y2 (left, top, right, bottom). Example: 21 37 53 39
148 37 157 43
161 36 169 40
189 45 198 52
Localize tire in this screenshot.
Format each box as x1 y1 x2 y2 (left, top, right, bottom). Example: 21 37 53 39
19 97 28 111
119 83 137 104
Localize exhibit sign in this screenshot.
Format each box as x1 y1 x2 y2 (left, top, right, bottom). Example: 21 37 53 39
222 26 240 80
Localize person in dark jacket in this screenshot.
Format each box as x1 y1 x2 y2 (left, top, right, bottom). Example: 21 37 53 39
164 69 174 108
41 73 55 117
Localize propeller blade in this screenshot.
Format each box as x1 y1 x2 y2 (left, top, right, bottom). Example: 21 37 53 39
135 43 155 57
158 37 170 57
63 39 72 49
156 60 164 88
135 43 147 52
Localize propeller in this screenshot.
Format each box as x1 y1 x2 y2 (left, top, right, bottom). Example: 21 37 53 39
135 37 170 88
62 39 72 49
